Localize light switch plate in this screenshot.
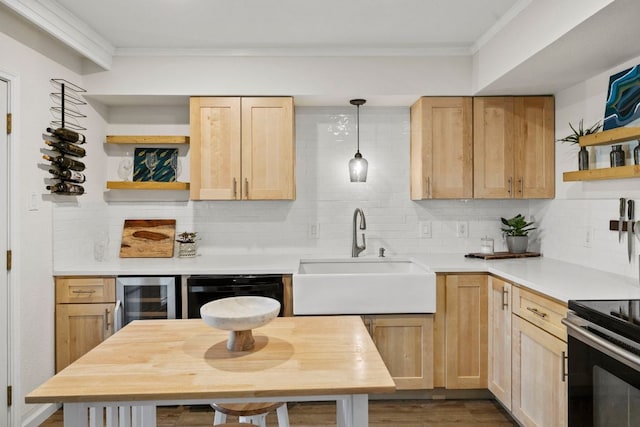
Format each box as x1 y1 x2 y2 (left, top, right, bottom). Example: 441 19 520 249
419 221 432 238
456 221 469 238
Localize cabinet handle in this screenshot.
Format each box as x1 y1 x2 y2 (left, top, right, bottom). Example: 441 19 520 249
508 177 513 196
426 177 431 198
526 306 548 318
519 176 523 194
233 178 237 199
502 286 509 310
561 350 568 382
245 178 249 198
72 289 96 294
104 308 111 338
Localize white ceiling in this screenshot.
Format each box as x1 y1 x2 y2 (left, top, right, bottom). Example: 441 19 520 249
53 0 520 55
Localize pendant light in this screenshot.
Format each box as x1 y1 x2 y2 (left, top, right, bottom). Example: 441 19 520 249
349 99 368 182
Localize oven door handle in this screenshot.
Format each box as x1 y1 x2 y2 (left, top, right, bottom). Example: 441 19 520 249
562 317 640 371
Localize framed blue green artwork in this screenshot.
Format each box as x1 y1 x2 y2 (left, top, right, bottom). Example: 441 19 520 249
133 147 178 182
603 64 640 131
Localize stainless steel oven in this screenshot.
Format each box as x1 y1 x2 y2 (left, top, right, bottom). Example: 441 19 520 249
563 300 640 427
186 274 284 318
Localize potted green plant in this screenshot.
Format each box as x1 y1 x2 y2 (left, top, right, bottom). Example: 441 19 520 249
556 119 601 170
176 231 198 257
501 214 536 253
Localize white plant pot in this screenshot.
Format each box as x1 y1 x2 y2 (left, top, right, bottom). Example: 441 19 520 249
178 242 197 257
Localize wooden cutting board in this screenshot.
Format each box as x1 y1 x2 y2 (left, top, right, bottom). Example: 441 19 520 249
119 219 176 258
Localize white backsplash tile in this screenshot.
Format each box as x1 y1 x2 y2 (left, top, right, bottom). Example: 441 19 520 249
54 106 639 281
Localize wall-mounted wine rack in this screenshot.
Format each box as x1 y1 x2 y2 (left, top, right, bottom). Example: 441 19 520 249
43 79 88 195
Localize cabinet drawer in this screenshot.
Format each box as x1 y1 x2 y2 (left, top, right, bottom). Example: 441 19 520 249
512 286 567 341
55 277 116 303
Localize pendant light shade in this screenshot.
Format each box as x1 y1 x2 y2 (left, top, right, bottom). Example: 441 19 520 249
349 99 368 182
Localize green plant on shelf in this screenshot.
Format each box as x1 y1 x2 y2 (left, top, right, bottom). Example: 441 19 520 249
556 119 601 144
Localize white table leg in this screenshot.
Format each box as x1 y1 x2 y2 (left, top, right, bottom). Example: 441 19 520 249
64 403 88 427
336 397 350 427
337 394 368 427
133 405 156 427
351 394 368 427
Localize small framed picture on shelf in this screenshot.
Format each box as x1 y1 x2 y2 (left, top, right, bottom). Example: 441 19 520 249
133 147 178 182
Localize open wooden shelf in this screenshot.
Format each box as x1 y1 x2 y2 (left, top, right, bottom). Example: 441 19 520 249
579 127 640 147
563 127 640 181
106 181 190 190
106 135 190 144
563 165 640 181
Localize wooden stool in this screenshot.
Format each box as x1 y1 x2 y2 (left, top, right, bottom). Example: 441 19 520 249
212 402 290 427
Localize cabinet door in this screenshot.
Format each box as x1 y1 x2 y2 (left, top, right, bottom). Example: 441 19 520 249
512 315 567 427
474 97 515 199
488 277 512 409
190 97 242 200
410 97 473 199
368 314 434 390
55 303 115 372
445 274 488 389
514 96 555 199
241 97 295 200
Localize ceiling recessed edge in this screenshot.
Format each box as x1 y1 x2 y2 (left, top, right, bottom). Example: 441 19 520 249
0 0 114 69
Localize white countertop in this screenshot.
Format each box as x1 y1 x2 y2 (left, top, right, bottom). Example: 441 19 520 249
54 253 640 304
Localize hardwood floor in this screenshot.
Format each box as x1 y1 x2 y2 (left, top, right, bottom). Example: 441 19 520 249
40 400 518 426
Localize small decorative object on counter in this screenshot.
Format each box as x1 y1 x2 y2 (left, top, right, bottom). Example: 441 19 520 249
176 231 198 257
501 214 536 254
480 236 494 254
556 119 601 171
610 144 625 167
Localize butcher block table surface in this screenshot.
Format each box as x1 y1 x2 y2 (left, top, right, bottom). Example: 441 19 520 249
26 316 395 427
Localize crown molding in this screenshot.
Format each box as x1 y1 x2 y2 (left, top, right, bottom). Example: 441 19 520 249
0 0 114 69
114 46 473 58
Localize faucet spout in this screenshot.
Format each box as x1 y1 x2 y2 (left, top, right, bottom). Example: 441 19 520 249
352 208 367 257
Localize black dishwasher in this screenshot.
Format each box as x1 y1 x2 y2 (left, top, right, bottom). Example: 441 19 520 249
186 274 284 318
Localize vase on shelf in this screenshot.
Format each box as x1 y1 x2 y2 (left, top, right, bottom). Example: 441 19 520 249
634 142 640 165
610 145 625 167
578 146 589 170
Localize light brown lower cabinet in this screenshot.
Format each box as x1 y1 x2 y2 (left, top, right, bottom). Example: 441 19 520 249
55 276 116 372
433 274 488 389
511 314 567 427
362 314 434 390
488 276 512 409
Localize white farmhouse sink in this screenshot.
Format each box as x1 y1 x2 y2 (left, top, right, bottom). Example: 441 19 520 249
293 258 436 315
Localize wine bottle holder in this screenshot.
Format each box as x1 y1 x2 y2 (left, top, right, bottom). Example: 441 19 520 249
45 79 87 196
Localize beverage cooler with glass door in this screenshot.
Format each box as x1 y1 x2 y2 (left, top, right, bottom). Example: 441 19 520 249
115 276 181 331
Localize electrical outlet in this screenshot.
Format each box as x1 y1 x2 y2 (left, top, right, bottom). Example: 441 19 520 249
456 221 469 238
308 223 320 239
419 221 432 238
583 228 592 248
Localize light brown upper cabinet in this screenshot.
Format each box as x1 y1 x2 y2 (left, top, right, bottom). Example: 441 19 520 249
410 97 473 199
190 97 295 200
474 96 555 199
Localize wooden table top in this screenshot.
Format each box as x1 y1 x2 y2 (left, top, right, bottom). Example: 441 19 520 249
26 316 396 404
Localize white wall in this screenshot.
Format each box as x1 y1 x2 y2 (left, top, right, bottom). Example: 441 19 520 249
534 54 640 279
0 27 96 427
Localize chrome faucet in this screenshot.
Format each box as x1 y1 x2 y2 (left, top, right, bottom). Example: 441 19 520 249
352 208 367 257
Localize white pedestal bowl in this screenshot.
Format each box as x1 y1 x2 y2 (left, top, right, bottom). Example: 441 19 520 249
200 296 281 351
